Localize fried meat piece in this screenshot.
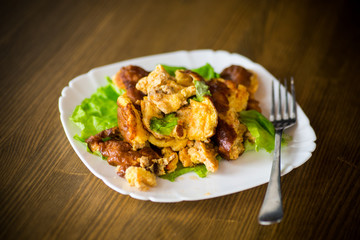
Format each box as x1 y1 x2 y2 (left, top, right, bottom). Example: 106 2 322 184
246 98 262 112
207 78 249 113
125 166 157 191
136 65 196 114
85 127 122 152
86 132 160 177
177 97 218 141
207 78 249 160
220 65 261 112
113 65 149 104
117 95 149 150
213 117 247 160
178 141 218 172
220 65 258 94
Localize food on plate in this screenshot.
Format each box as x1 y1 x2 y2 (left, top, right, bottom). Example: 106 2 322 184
117 95 149 150
71 62 286 191
113 65 148 104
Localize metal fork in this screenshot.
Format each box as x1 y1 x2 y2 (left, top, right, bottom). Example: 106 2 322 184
258 78 297 225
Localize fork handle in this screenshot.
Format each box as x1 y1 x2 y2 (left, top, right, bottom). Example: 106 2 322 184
258 129 284 225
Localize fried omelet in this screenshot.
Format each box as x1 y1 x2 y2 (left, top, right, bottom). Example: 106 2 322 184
86 63 261 191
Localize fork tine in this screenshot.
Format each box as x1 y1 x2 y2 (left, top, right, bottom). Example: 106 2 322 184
284 79 289 119
278 80 282 120
270 80 275 121
290 77 297 119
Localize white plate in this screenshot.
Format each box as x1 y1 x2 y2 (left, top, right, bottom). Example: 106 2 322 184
59 49 316 202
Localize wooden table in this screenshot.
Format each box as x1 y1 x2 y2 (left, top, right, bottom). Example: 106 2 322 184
1 0 359 239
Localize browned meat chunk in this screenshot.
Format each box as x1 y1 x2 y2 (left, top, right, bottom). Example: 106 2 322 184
213 118 247 160
86 129 160 177
117 95 149 150
246 98 262 112
220 65 260 112
220 65 253 88
113 65 149 104
85 127 122 152
207 78 248 160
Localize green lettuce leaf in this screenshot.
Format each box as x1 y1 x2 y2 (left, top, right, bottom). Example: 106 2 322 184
160 162 208 182
161 65 186 76
150 113 178 135
239 110 291 153
193 80 211 102
70 77 125 141
239 110 276 152
191 63 220 80
161 63 219 80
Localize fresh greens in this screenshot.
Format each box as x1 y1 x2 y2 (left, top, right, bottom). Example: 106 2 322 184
193 80 211 102
239 110 275 152
160 162 208 182
161 65 186 76
161 63 219 80
150 113 178 135
70 77 125 141
239 110 290 153
191 63 220 80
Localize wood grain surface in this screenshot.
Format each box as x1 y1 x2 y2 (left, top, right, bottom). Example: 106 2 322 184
1 0 359 239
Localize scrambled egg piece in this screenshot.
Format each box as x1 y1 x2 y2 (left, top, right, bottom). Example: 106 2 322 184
117 95 149 150
174 69 203 87
224 80 249 113
125 166 157 191
162 147 179 173
136 65 196 114
179 141 218 172
140 96 165 139
148 134 188 151
177 97 218 141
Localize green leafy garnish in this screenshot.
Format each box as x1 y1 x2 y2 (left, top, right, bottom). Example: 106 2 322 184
161 65 186 76
160 162 208 182
239 110 275 152
69 76 125 141
150 113 178 135
239 110 290 152
193 80 211 102
191 63 220 80
161 63 219 80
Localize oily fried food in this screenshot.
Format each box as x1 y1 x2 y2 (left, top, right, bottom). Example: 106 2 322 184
220 65 261 112
208 78 249 160
125 166 157 191
113 65 149 104
179 141 218 172
85 127 160 177
117 95 149 150
86 63 262 191
177 97 218 141
136 65 196 114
